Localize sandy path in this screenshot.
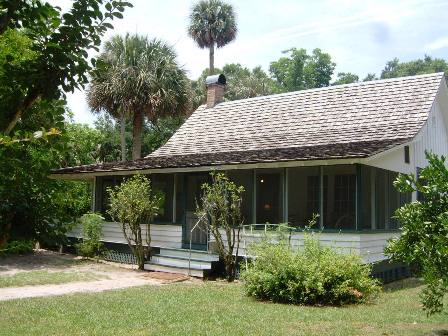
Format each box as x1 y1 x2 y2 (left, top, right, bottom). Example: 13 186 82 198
0 250 168 301
0 276 159 301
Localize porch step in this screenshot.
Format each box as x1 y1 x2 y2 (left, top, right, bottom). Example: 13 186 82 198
158 247 219 262
145 247 220 278
151 255 213 269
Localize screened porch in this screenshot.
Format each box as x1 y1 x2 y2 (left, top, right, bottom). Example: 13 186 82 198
93 164 411 233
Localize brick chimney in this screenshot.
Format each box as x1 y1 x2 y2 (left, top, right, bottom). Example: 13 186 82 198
205 74 226 108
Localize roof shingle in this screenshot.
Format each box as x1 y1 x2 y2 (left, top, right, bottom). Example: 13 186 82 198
53 73 444 175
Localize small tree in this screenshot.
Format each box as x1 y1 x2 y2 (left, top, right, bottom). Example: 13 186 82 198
75 213 105 259
386 152 448 315
196 172 244 281
108 175 161 270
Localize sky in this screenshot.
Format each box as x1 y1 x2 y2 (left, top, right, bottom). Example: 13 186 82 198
52 0 448 125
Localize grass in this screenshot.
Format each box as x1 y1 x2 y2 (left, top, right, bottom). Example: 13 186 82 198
0 270 106 288
0 279 447 336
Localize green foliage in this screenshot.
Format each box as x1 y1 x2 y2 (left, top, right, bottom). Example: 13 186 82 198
0 0 131 134
0 240 34 256
188 0 237 73
108 175 162 269
386 152 448 315
333 72 359 85
192 64 277 109
196 172 244 281
381 55 448 79
269 48 336 92
75 213 105 258
88 33 191 159
0 99 91 247
188 0 237 49
242 233 380 305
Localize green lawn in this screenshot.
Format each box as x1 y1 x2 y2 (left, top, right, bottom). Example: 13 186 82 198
0 279 447 336
0 270 106 288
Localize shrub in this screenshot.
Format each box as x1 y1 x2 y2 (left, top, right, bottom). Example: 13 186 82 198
196 172 244 282
241 234 380 305
75 213 105 258
108 175 161 270
0 240 34 256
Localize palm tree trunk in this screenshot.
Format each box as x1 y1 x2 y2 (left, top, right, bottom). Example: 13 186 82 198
132 110 143 160
209 43 215 75
120 113 126 162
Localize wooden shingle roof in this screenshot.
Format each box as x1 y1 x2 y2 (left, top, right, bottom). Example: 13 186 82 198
53 72 444 175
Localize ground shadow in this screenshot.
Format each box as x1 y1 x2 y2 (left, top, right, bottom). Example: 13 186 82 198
383 277 423 292
0 250 81 273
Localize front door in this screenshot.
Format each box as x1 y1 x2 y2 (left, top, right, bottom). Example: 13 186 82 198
182 173 210 250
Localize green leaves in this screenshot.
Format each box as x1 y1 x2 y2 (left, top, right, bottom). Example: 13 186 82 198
386 152 448 314
0 0 132 134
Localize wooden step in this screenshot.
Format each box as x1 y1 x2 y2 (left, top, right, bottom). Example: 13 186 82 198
158 247 219 262
150 255 212 270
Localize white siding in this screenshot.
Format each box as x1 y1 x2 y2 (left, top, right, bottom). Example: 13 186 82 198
366 81 448 175
67 222 182 249
413 92 448 168
214 229 398 263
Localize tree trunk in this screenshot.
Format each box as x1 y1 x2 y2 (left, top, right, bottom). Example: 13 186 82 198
209 43 215 75
132 110 143 160
120 114 126 162
4 92 41 135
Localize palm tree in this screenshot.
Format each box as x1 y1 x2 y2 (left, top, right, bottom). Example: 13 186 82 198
87 61 128 162
188 0 237 75
88 34 191 160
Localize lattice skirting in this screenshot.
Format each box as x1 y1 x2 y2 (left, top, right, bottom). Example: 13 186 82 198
104 250 136 264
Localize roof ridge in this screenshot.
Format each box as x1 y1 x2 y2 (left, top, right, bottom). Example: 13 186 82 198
211 72 445 107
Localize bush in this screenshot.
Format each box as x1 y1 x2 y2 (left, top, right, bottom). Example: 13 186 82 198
241 234 380 305
0 240 34 256
75 213 105 258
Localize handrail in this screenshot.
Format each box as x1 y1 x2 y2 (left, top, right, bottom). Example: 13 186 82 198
188 213 208 276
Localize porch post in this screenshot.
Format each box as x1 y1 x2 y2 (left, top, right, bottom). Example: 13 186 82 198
284 168 288 223
252 169 257 224
319 166 324 229
356 164 362 231
172 173 177 224
91 176 96 212
371 168 376 230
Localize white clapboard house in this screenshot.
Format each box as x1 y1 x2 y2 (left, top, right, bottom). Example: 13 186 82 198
52 72 448 279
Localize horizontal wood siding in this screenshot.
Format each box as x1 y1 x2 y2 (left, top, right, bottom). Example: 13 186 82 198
67 222 182 249
214 230 397 263
413 97 448 169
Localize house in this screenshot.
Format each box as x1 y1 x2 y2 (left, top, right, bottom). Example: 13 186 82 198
52 72 448 279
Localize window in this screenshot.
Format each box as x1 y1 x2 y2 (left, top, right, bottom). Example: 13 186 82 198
227 170 254 224
150 174 174 223
404 146 410 164
323 165 356 230
416 167 424 202
287 167 320 228
95 176 123 220
375 168 411 229
256 169 283 224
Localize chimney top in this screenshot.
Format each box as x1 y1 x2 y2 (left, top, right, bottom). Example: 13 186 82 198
205 74 226 108
205 74 226 86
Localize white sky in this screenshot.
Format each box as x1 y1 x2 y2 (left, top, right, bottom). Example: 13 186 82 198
51 0 448 125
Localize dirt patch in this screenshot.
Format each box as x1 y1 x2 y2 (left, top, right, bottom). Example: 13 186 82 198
143 272 189 283
0 250 178 301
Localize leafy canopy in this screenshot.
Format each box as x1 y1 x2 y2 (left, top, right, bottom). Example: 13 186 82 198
108 175 162 269
386 152 448 315
187 0 237 49
0 0 132 134
269 48 336 92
